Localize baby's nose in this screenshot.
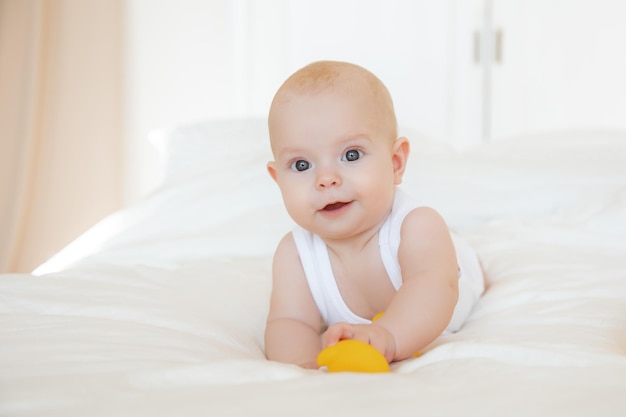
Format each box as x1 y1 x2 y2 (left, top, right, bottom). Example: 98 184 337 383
317 170 342 189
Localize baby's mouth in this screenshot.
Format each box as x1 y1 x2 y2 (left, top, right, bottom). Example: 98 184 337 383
323 201 350 211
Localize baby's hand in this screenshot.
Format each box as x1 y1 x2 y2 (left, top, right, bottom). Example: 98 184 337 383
322 322 396 363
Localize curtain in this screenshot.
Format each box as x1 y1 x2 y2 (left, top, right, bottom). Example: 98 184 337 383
0 0 123 272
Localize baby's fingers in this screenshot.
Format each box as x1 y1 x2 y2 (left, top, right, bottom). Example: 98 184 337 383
322 322 354 347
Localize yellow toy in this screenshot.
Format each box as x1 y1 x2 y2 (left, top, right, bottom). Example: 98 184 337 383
315 313 420 373
316 339 390 373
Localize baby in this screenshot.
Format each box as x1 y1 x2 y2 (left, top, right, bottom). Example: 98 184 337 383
264 61 484 369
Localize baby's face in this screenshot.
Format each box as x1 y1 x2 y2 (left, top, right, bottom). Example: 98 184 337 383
267 90 406 241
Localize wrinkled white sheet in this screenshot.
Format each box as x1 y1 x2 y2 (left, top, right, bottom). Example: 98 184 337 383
1 124 625 416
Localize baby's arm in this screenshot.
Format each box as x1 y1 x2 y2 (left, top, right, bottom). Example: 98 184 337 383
264 233 323 369
324 207 459 362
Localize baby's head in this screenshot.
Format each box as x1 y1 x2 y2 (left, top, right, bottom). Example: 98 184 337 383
267 61 409 239
268 61 398 152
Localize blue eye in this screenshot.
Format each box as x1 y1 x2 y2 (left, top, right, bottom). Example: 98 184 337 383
343 149 362 162
291 159 310 172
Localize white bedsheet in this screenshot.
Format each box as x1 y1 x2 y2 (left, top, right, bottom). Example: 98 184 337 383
1 121 625 416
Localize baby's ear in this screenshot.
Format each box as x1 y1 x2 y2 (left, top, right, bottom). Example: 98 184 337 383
267 161 278 182
392 137 410 184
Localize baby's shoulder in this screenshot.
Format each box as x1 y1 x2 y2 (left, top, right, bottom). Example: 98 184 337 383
273 231 298 258
401 206 449 236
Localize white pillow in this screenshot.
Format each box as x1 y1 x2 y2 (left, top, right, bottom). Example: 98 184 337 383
402 129 626 230
150 118 274 187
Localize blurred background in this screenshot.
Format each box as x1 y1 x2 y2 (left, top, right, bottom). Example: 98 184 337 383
2 0 625 272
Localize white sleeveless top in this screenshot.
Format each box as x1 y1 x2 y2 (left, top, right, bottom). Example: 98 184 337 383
291 188 484 332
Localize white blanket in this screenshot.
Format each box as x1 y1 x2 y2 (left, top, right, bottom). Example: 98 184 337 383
1 120 625 416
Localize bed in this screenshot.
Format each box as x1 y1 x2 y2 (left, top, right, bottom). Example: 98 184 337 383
1 118 625 416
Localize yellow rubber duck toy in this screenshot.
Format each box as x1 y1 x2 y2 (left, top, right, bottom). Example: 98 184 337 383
316 339 390 373
315 313 420 373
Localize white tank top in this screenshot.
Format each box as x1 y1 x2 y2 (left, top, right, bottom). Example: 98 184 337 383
292 188 485 332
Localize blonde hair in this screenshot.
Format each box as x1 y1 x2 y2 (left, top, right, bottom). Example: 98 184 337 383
269 61 398 139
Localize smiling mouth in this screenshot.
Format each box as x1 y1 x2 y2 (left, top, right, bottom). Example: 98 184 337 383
322 201 350 211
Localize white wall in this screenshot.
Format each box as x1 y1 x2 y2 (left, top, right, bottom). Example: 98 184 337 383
124 0 262 202
490 0 626 139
